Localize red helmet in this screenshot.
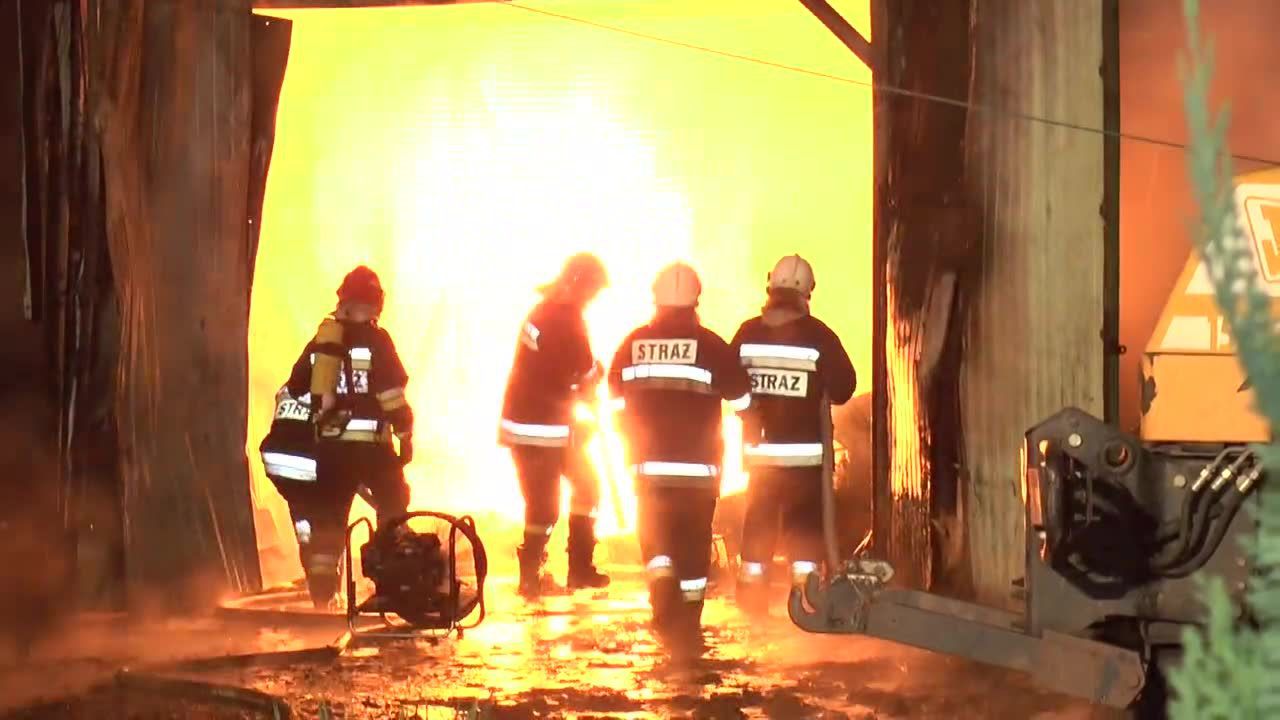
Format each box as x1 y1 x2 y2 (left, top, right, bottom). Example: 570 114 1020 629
337 265 385 313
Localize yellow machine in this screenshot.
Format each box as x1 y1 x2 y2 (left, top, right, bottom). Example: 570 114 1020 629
1142 166 1280 445
792 167 1280 714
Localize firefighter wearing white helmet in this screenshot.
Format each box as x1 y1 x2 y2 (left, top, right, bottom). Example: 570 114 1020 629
607 262 751 650
499 252 611 598
729 254 856 614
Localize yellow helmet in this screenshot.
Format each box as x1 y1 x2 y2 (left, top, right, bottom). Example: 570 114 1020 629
652 262 702 308
768 254 816 296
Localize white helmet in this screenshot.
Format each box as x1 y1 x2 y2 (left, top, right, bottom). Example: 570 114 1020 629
652 262 702 307
768 254 816 296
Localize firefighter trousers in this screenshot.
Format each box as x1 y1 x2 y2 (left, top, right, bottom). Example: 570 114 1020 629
636 484 717 633
272 441 408 606
510 443 600 536
740 465 825 586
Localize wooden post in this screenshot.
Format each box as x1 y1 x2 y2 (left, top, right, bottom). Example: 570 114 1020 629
871 0 975 592
87 0 262 609
960 0 1108 609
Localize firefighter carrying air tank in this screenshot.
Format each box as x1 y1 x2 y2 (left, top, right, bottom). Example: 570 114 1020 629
259 266 414 608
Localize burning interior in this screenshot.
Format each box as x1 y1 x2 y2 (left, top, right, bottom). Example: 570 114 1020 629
245 1 873 587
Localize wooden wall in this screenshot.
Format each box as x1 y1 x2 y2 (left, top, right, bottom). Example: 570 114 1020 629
83 0 265 606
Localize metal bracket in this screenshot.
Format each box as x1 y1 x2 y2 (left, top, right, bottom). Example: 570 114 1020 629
790 560 1146 708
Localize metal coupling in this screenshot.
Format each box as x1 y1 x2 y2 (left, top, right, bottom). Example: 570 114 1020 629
1237 464 1265 494
1212 451 1255 492
1195 448 1239 492
1194 462 1221 492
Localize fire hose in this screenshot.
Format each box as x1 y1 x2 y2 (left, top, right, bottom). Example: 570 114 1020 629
819 391 841 576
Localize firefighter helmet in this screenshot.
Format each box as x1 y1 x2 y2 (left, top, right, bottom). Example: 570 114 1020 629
652 262 701 307
337 265 385 313
768 254 816 296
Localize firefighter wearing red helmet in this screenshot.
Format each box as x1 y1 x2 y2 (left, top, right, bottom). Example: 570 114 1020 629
268 265 415 608
608 262 751 650
729 254 855 613
499 252 611 598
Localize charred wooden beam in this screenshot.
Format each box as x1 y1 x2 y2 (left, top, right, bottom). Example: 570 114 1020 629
796 0 875 70
871 0 974 592
246 14 292 298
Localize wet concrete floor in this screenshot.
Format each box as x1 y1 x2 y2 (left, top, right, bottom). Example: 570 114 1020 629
0 543 1130 720
176 570 1122 719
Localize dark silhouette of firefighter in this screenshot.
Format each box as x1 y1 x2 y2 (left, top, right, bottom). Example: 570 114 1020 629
499 252 611 598
730 254 855 612
608 262 751 646
260 265 414 608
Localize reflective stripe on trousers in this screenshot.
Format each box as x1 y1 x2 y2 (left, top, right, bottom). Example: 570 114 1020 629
738 560 766 584
790 560 819 585
647 554 676 581
744 442 824 467
680 576 708 602
499 418 571 447
262 451 318 482
632 461 719 489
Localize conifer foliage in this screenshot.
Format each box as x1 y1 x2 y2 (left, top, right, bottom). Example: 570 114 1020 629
1168 0 1278 716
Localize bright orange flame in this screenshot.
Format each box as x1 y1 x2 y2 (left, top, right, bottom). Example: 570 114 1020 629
246 1 872 583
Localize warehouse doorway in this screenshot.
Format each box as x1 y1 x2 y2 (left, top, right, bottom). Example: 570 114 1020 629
246 0 873 586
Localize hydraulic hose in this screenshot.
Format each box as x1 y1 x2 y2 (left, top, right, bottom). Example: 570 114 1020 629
1160 463 1263 579
1153 448 1233 565
1152 450 1252 572
819 391 840 575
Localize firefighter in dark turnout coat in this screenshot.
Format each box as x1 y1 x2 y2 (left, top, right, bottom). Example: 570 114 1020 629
730 254 855 611
268 266 415 608
500 253 611 598
609 262 751 644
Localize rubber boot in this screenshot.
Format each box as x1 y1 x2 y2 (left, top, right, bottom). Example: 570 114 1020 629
666 600 707 660
648 576 680 638
735 580 769 616
566 515 610 589
735 560 769 616
305 556 341 610
517 533 550 599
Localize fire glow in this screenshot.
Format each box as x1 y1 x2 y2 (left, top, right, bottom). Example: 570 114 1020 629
245 1 871 580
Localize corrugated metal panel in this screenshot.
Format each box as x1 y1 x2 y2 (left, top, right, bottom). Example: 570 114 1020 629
962 0 1106 609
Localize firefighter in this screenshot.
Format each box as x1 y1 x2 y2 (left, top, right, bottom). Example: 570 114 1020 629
608 262 751 645
730 254 855 612
500 252 611 598
279 265 415 608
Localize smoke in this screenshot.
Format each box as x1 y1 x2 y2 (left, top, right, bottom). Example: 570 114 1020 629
1119 0 1280 432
